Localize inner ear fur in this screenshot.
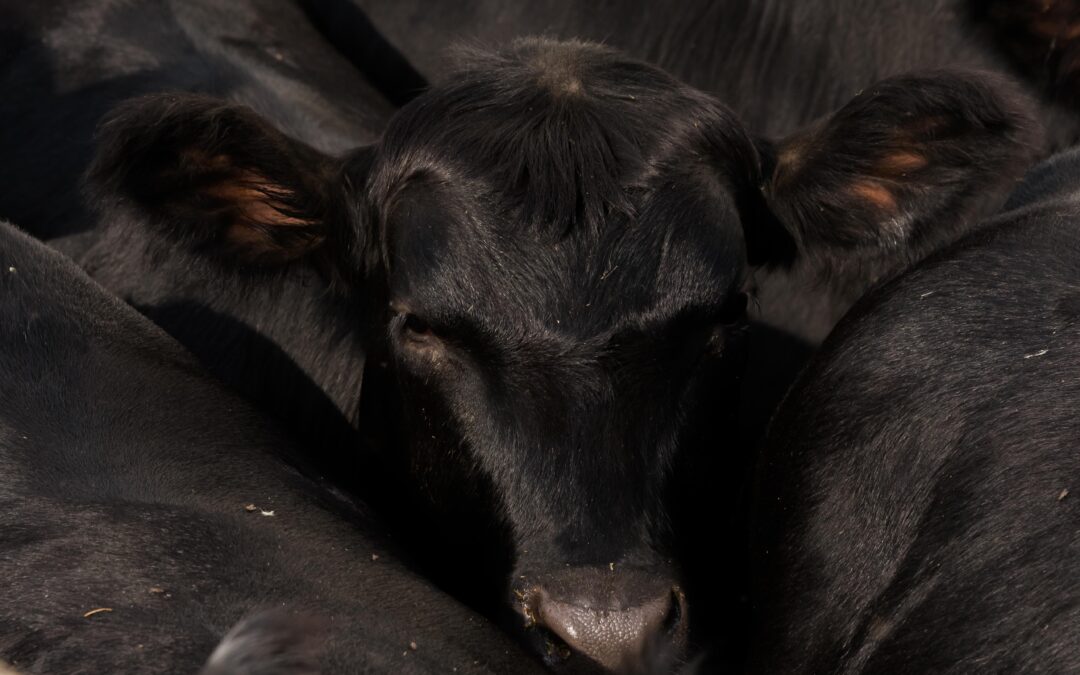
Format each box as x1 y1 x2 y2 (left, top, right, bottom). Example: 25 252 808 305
87 93 344 265
763 70 1041 264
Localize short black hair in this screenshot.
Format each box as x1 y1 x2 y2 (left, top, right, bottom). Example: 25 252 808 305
368 38 765 238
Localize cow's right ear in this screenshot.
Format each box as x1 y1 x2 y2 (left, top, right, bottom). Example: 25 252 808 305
757 70 1040 267
87 94 372 273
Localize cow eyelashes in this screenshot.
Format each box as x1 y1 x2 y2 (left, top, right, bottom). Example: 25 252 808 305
392 310 492 362
403 313 432 337
401 313 439 344
392 312 455 368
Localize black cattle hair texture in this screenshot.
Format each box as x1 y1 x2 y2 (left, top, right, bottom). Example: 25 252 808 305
746 145 1080 674
72 37 1047 674
199 610 325 675
366 38 789 263
971 0 1080 106
86 93 349 267
765 69 1040 263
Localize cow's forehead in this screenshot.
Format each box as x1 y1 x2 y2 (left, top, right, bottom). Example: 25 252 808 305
388 187 747 338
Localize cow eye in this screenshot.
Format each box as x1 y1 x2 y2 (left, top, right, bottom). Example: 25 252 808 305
402 313 435 342
391 310 449 366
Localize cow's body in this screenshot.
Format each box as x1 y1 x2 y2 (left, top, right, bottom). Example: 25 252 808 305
0 0 394 248
82 37 1041 670
0 0 399 467
306 0 1080 149
0 220 540 675
748 146 1080 674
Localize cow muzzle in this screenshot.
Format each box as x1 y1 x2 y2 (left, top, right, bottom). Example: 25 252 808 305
515 566 688 672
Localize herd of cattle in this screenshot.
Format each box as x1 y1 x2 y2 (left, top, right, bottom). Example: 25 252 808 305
1 0 1079 673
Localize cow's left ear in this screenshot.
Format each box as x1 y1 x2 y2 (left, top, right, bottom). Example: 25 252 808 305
761 70 1040 263
88 94 364 268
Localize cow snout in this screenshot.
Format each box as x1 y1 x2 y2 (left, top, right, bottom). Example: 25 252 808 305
518 567 687 672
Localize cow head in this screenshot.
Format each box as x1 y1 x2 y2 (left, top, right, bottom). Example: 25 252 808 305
89 39 1036 672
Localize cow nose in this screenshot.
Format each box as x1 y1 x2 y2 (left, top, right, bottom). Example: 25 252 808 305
521 567 687 672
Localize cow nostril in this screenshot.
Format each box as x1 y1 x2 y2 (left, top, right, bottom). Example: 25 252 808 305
662 587 685 637
526 581 687 672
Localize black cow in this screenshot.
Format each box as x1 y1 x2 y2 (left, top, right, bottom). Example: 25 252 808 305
304 0 1080 152
85 39 1039 671
0 219 541 674
0 0 404 467
746 145 1080 673
0 0 398 248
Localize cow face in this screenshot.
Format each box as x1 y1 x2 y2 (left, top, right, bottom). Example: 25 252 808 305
358 42 777 670
376 174 741 667
89 39 1036 672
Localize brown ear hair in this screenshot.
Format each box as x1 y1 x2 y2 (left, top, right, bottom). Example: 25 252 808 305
763 70 1040 266
88 93 348 265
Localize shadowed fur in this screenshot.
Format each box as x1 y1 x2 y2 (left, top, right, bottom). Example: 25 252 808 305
200 611 325 675
85 39 1040 672
368 39 777 249
0 221 540 674
974 0 1080 106
88 94 341 265
748 145 1080 674
302 0 1080 153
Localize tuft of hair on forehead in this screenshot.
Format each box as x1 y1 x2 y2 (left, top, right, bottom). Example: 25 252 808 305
371 37 763 237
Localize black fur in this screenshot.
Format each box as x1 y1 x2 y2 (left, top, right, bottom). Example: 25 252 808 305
296 0 428 106
0 0 394 248
766 71 1037 255
309 0 1080 150
752 69 1040 342
973 0 1080 107
89 94 340 264
199 611 324 675
747 145 1080 673
85 39 1039 670
0 0 395 479
0 220 540 674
